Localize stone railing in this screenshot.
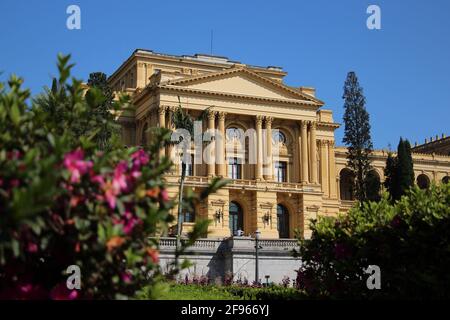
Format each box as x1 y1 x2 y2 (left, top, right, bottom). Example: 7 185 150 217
157 237 299 253
257 239 299 249
158 237 223 251
227 179 257 188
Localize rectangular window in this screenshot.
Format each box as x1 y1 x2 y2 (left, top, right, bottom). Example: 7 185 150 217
275 161 287 182
228 157 241 179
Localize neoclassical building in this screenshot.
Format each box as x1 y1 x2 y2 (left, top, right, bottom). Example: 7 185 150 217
111 49 450 240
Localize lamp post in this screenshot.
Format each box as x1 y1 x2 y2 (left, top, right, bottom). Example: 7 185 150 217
255 229 261 285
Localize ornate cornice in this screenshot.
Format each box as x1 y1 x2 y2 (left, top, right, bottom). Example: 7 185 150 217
161 66 323 105
157 85 319 109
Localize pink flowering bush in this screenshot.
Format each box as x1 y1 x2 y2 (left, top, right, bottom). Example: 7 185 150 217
0 55 218 299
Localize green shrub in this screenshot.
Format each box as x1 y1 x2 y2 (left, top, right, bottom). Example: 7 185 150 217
296 184 450 299
0 55 221 299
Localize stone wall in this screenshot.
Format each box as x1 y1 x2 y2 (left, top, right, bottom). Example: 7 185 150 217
158 237 301 284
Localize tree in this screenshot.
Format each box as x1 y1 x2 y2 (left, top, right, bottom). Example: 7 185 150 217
384 138 415 201
384 152 398 199
365 170 381 202
0 55 225 299
396 138 415 198
342 71 374 202
87 72 119 150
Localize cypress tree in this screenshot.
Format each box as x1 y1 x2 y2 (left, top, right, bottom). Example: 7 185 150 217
384 138 415 201
397 138 415 197
342 71 373 202
384 152 398 200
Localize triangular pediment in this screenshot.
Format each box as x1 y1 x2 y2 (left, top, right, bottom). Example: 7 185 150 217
160 67 323 105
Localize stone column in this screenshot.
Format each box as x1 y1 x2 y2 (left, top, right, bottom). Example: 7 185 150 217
256 115 264 180
309 122 318 184
166 107 175 172
328 140 337 198
264 117 274 180
207 110 216 176
217 112 227 177
301 120 309 183
158 106 166 159
319 140 329 197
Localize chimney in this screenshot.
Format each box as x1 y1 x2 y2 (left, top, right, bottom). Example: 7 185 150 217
425 138 428 143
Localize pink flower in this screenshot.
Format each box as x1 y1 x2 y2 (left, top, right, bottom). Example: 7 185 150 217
121 272 132 283
131 149 149 167
50 283 79 300
63 148 93 184
160 189 169 202
113 161 128 192
27 242 38 253
103 181 117 209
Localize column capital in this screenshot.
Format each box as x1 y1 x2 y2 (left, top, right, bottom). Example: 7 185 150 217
300 119 309 129
207 109 217 120
217 111 227 121
158 105 168 115
310 121 317 130
328 140 335 147
255 115 264 125
265 116 274 126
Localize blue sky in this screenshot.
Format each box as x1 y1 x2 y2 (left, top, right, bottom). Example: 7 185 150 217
1 0 449 149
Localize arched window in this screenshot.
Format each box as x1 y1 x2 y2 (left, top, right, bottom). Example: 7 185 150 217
340 168 355 200
277 204 290 239
229 201 244 236
417 174 430 189
443 176 450 184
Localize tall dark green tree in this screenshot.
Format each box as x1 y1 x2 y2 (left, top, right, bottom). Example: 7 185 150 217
342 71 373 202
87 72 118 150
384 152 398 199
396 138 415 197
384 138 415 201
365 170 381 202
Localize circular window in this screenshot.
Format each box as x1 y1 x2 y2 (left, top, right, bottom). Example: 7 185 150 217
273 131 287 144
226 127 241 140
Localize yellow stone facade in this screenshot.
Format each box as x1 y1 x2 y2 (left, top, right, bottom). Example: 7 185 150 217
111 49 450 239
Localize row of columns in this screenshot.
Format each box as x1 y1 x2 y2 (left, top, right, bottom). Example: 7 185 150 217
300 120 318 184
318 139 337 198
154 106 336 194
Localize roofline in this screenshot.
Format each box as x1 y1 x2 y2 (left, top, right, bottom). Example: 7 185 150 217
108 49 287 83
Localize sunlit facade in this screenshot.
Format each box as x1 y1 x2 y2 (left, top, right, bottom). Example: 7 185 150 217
112 49 450 239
